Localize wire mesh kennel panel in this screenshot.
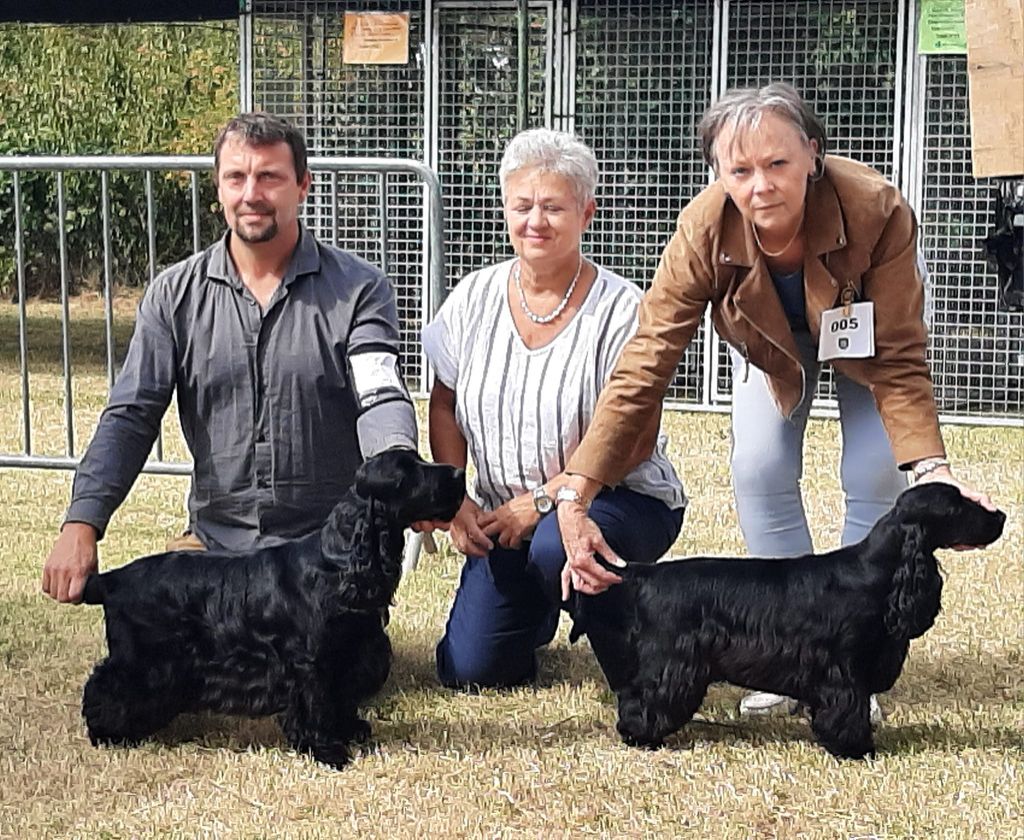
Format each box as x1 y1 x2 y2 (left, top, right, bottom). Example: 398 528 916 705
573 0 717 406
247 0 1022 422
431 2 553 286
251 0 429 387
918 55 1023 421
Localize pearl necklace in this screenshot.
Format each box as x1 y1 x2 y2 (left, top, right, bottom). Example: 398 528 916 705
513 257 583 325
751 212 804 258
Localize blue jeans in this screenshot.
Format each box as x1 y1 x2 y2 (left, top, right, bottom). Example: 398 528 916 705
436 486 684 688
730 330 908 558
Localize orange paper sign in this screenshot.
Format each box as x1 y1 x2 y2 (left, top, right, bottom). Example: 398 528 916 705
343 12 410 65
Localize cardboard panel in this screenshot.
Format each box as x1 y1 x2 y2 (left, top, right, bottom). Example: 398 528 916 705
964 0 1024 177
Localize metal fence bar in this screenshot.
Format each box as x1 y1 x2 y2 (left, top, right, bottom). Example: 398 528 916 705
330 170 339 248
14 172 31 455
319 157 446 322
56 171 75 457
0 155 446 309
0 156 218 171
101 171 116 390
0 454 192 475
190 171 202 255
378 171 389 276
0 154 447 473
144 169 165 463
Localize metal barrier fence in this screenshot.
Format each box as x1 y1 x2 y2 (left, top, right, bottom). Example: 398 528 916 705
250 0 1022 425
0 155 445 473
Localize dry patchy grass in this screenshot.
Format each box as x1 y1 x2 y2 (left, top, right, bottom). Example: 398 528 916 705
0 299 1021 839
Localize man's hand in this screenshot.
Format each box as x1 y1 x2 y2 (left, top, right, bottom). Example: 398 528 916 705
42 522 99 603
478 494 541 549
556 501 625 600
411 519 455 551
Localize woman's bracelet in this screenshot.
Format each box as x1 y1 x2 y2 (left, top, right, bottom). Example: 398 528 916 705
912 457 951 482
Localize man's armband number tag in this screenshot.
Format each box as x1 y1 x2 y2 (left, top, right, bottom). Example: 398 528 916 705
818 301 875 361
349 351 409 409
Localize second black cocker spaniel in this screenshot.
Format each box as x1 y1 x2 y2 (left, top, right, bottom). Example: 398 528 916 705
571 483 1006 759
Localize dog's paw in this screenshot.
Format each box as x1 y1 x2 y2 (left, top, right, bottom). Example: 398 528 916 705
309 742 353 770
616 723 664 750
87 730 141 749
344 718 372 744
823 742 876 761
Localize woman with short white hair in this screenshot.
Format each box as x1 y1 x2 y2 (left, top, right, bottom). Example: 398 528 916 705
422 128 685 688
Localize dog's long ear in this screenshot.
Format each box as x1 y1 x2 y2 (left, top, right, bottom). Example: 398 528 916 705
884 523 943 639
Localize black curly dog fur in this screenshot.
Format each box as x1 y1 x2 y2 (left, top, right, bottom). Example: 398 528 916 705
570 483 1006 760
81 449 465 769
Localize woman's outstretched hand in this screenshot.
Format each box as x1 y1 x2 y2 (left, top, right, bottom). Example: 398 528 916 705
448 497 494 557
916 465 995 511
556 501 625 600
916 464 997 550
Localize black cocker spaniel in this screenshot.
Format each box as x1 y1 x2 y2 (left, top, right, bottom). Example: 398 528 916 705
570 483 1006 760
81 449 465 769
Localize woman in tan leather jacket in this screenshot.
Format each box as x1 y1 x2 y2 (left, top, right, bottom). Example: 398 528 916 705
552 83 995 717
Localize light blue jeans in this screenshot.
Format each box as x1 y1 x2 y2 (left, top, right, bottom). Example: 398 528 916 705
729 330 908 557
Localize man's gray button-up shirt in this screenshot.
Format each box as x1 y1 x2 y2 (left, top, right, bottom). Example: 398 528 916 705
65 228 418 550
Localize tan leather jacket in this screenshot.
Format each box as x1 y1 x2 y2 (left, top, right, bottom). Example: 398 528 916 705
568 155 945 487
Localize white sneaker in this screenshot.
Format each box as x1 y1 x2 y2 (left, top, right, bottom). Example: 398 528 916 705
739 692 885 725
869 694 884 727
739 692 799 716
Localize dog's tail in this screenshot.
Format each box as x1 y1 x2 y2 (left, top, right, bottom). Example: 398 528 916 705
566 591 586 644
566 555 637 643
81 573 105 605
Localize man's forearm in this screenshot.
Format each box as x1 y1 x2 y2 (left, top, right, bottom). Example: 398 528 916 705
65 405 162 537
356 398 418 457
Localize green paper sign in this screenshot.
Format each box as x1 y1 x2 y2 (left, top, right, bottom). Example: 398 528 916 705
919 0 968 54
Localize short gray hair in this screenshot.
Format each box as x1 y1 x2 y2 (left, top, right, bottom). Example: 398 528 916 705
499 128 599 208
698 82 828 173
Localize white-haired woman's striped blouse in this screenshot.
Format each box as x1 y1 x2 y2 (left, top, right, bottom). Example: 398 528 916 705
422 258 686 512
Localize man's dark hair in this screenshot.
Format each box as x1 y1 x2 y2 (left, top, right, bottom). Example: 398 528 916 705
213 112 308 182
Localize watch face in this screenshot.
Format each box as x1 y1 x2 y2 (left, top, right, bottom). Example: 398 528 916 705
533 488 554 514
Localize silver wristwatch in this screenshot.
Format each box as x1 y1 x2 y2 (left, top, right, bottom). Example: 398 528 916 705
912 457 950 482
555 486 590 510
532 486 555 515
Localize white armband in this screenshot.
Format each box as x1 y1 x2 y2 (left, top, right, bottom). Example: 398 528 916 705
349 350 410 410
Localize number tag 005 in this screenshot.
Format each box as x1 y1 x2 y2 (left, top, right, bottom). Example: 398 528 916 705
818 301 875 361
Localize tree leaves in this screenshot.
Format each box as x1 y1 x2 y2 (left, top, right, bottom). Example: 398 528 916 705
0 22 239 298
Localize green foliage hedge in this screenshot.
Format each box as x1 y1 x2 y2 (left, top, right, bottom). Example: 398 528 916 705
0 23 239 298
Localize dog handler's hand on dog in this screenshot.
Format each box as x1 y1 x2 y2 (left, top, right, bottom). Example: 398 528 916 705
42 522 99 603
557 502 625 600
556 475 625 600
914 463 997 549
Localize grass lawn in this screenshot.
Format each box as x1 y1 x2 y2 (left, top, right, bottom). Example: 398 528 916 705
0 298 1021 838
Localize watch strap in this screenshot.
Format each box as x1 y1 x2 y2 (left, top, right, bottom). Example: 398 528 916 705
555 486 591 510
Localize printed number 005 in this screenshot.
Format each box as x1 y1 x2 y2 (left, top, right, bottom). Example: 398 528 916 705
830 317 859 333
